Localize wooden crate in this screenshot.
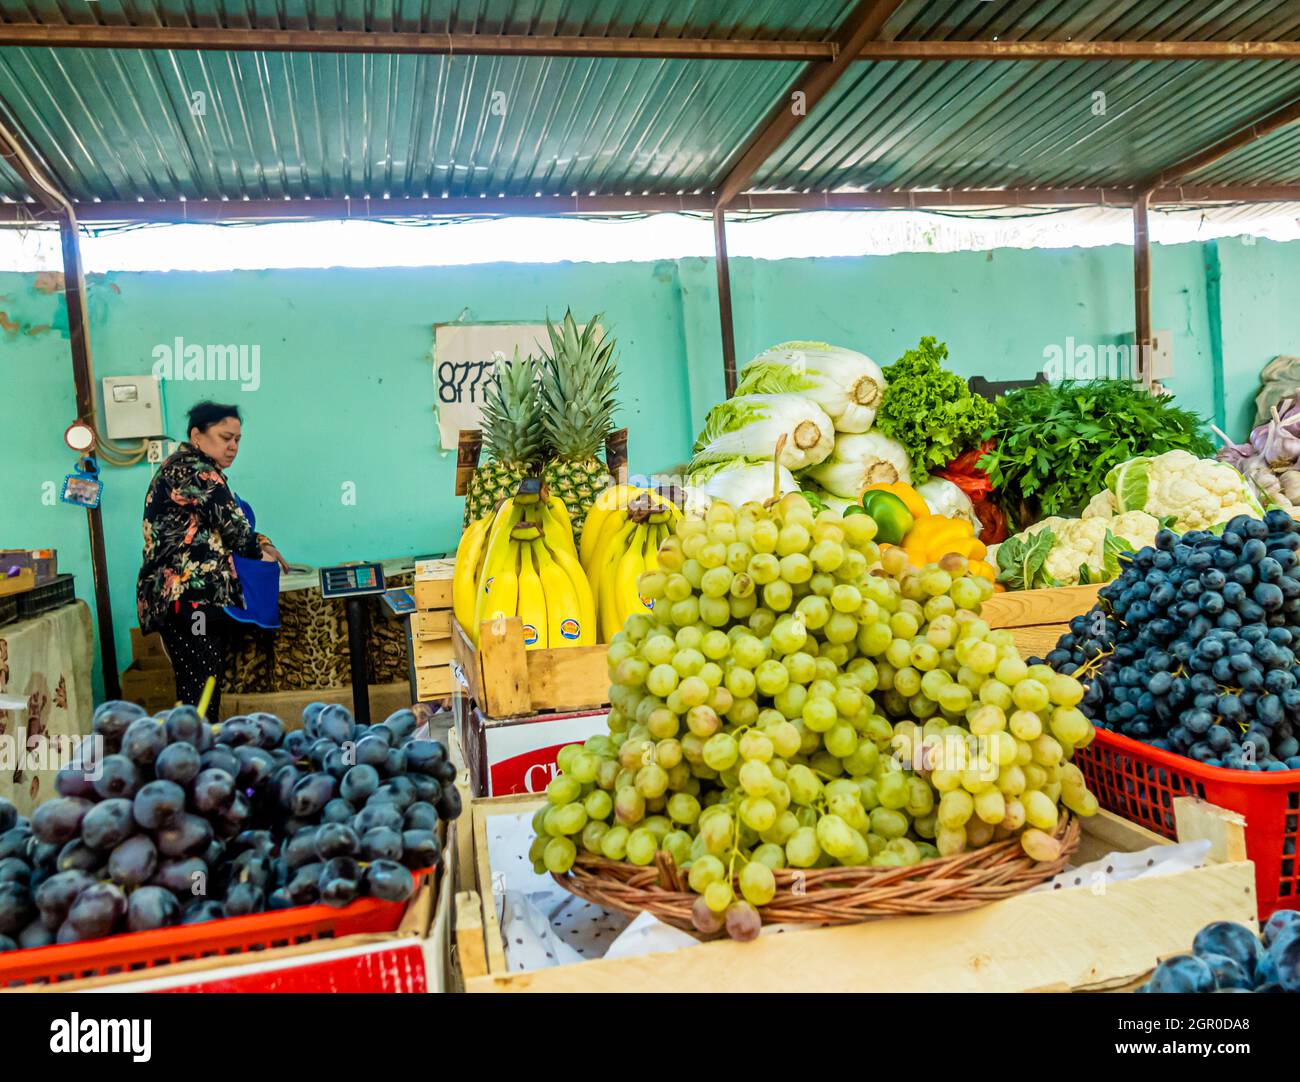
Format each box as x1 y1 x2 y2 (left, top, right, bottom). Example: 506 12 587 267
413 609 452 638
452 794 1257 994
120 661 177 714
408 559 456 703
453 616 609 719
412 631 454 670
414 559 455 610
416 665 455 701
981 583 1102 658
410 610 454 704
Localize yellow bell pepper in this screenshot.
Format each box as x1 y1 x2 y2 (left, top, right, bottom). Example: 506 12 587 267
863 481 929 522
902 514 988 568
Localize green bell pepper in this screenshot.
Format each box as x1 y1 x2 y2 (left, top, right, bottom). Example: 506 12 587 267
860 490 915 545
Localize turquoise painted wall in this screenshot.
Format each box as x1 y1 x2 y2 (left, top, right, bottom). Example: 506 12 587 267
1217 238 1300 438
1 237 1296 697
729 243 1217 425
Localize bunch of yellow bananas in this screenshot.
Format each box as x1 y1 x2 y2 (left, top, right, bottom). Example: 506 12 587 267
580 485 682 642
453 485 595 649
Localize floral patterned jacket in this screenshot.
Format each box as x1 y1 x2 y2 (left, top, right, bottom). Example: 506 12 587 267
136 443 263 632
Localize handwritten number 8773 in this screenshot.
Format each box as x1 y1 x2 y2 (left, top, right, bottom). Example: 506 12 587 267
438 361 495 404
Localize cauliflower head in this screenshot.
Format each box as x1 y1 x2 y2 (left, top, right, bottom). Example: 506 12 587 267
1109 450 1263 531
1041 518 1109 584
1109 510 1161 552
997 511 1160 587
1082 491 1116 519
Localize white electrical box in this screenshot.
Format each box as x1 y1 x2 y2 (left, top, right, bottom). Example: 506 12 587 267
1149 329 1174 381
101 375 164 439
1125 330 1175 382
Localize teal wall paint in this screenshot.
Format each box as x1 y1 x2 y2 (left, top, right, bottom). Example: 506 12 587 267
1216 238 1300 437
729 243 1217 424
1 237 1296 697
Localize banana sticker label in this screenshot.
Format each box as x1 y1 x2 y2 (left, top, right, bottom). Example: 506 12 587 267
522 623 539 645
483 576 494 594
639 595 655 610
560 618 581 641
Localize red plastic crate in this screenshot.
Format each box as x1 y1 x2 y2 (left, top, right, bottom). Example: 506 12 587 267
0 871 430 989
1074 728 1299 919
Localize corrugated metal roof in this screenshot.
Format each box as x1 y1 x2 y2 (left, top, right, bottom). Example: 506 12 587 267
0 152 25 199
0 48 803 201
1187 123 1300 186
0 0 858 40
885 0 1300 43
753 58 1300 190
755 0 1300 192
0 0 1298 211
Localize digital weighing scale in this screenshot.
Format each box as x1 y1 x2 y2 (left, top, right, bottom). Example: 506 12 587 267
319 561 387 724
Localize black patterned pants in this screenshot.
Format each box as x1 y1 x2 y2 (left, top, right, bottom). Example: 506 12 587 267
157 603 231 719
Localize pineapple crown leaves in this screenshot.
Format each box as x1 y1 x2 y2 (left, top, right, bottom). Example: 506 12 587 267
480 347 546 468
537 309 619 462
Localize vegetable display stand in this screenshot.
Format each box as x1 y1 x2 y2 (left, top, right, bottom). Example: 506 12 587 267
980 583 1101 658
452 793 1257 994
1074 726 1299 920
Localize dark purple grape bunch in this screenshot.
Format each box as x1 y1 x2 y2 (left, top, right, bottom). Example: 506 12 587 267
1047 511 1300 771
1140 912 1300 993
0 700 461 956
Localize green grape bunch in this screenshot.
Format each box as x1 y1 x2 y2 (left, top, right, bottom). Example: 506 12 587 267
529 493 1099 941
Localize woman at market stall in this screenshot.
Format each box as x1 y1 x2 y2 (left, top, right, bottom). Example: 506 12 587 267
136 401 289 718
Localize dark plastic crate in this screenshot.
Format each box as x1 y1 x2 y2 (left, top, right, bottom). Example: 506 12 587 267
15 574 75 619
0 594 16 628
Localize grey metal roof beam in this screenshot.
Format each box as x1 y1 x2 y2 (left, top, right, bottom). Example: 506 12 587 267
851 41 1300 61
0 24 837 60
4 25 1300 62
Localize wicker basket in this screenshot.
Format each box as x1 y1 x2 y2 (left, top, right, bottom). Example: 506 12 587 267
554 815 1081 933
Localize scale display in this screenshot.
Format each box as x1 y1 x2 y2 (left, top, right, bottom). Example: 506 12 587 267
319 562 387 599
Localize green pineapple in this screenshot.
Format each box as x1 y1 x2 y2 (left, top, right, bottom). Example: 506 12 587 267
538 310 619 540
463 349 546 526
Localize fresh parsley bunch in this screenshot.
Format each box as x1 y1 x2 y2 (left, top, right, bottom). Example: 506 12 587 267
979 380 1213 527
874 337 995 482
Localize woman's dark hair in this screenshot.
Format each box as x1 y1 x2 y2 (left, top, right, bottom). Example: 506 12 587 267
187 401 241 438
